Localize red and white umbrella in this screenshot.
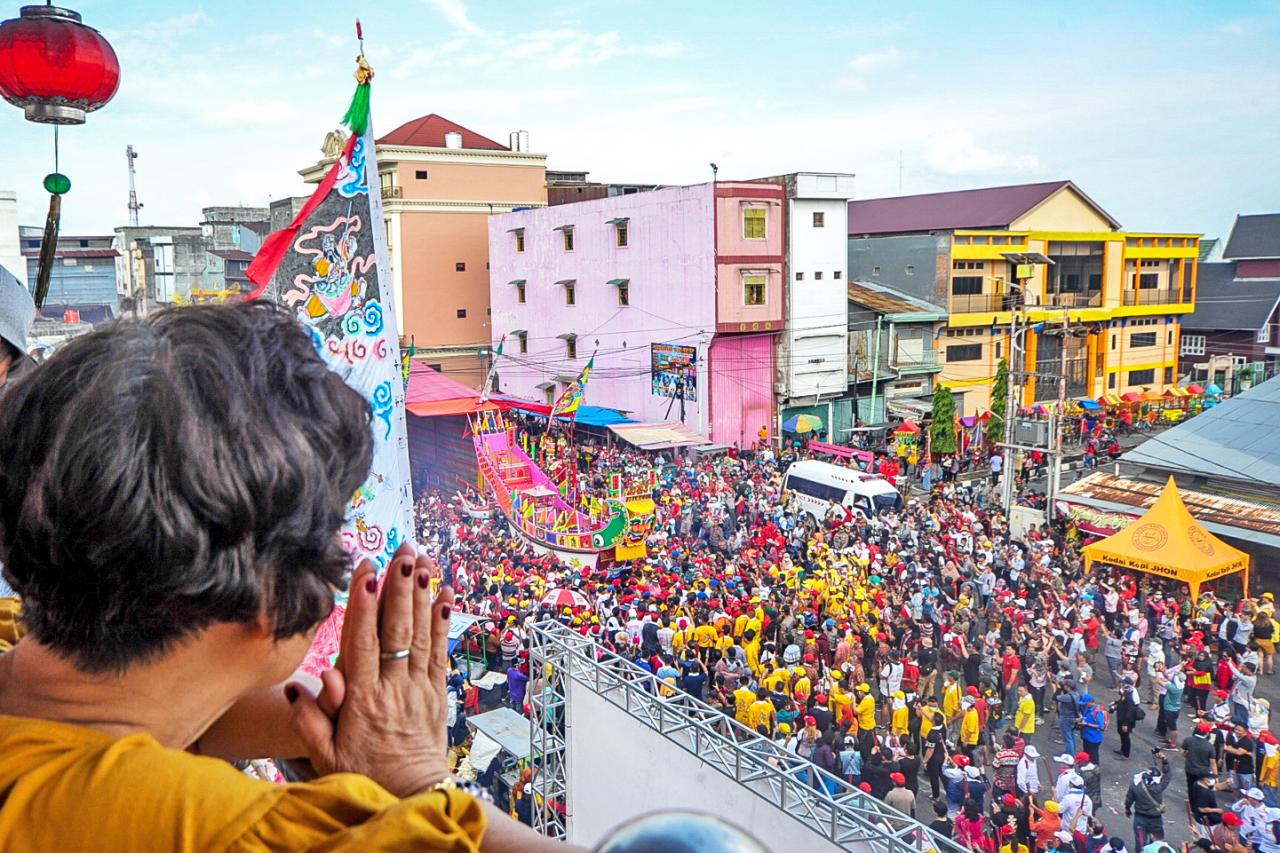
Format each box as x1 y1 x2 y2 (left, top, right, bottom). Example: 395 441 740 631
541 588 590 610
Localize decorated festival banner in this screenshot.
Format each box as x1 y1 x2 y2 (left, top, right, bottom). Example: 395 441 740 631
246 54 414 673
551 353 593 418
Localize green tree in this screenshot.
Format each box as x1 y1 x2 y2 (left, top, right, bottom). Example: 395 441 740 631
930 385 957 455
986 358 1009 445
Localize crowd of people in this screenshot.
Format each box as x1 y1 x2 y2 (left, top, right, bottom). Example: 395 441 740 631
423 427 1279 853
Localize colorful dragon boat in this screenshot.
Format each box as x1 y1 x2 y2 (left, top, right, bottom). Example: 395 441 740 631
470 409 655 569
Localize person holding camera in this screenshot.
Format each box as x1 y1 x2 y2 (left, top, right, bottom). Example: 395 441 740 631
1125 752 1172 853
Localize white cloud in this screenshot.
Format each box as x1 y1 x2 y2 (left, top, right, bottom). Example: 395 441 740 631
848 46 903 72
392 28 686 76
423 0 483 35
921 131 1042 175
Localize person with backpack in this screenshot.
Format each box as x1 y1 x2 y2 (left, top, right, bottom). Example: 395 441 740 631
1124 753 1172 853
1079 694 1108 763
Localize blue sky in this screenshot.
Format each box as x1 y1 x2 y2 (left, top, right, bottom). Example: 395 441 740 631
4 0 1278 237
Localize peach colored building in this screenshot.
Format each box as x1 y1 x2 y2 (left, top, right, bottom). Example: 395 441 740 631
301 115 547 383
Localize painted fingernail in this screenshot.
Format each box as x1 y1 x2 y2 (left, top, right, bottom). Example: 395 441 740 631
417 573 430 589
441 606 452 621
401 561 413 578
366 577 378 594
284 685 299 704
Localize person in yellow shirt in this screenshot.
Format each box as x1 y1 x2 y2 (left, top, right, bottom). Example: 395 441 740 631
890 690 910 737
772 665 794 696
1015 684 1037 735
855 683 877 730
959 698 981 759
830 675 854 726
0 305 559 852
747 690 776 735
942 672 962 724
793 671 812 702
733 685 757 725
694 622 717 649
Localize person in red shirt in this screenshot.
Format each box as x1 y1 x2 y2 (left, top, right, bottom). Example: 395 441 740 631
1002 647 1022 714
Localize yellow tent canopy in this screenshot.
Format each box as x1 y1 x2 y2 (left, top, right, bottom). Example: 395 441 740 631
1083 475 1250 600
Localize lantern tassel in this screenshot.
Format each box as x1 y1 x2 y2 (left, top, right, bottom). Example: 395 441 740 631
33 193 61 310
341 55 374 136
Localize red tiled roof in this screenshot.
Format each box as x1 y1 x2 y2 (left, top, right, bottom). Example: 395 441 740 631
847 180 1120 236
377 114 508 150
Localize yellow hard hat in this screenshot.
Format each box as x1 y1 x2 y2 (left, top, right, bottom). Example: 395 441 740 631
1046 801 1060 814
857 683 871 692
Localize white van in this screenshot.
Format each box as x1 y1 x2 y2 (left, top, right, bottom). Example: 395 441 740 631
782 459 904 522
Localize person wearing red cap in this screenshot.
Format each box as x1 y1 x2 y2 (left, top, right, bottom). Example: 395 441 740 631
885 770 915 818
1210 811 1247 853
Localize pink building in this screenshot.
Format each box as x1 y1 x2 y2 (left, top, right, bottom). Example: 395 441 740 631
488 181 784 447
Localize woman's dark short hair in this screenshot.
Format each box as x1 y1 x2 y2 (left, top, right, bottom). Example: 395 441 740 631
0 302 373 673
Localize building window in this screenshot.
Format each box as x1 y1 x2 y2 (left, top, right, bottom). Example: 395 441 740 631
427 363 443 373
456 309 467 318
565 282 576 306
1180 334 1205 356
1111 334 1117 351
1130 332 1157 348
518 333 528 354
743 208 767 239
566 338 577 359
815 271 823 281
1259 324 1273 344
415 169 429 179
796 271 804 281
616 222 628 247
744 274 767 306
947 343 983 362
1128 368 1155 385
952 276 984 295
563 227 574 251
953 260 983 270
996 342 1003 359
1164 367 1174 384
812 211 825 228
455 262 466 272
834 270 842 279
515 231 525 253
872 266 881 276
1138 273 1159 289
1108 373 1116 389
906 265 915 275
617 282 630 306
1167 330 1174 346
516 282 526 304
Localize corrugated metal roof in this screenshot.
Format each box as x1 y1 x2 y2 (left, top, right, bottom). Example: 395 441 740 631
847 180 1121 236
1059 471 1280 542
1120 374 1280 491
1182 263 1280 331
1223 212 1280 259
847 280 945 316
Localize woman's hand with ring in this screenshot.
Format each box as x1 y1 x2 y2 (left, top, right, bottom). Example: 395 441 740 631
287 542 454 797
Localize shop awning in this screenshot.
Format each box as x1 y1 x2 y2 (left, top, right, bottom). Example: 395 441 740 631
1097 394 1123 406
608 421 708 450
1078 398 1102 411
1083 476 1250 600
404 363 498 417
887 397 933 418
1120 392 1144 403
1186 383 1206 395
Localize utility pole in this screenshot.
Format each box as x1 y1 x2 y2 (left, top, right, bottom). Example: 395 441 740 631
1047 308 1070 521
1000 290 1024 511
869 315 883 422
126 145 142 226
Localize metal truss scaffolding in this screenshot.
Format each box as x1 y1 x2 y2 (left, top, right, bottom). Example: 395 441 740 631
528 620 967 853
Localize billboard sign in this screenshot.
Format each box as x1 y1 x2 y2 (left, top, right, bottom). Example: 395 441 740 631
651 343 697 401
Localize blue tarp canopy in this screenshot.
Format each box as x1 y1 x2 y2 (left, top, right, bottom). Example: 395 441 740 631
573 405 633 427
1078 398 1102 411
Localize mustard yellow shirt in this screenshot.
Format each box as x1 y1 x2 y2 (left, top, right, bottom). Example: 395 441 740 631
960 707 980 746
1016 694 1036 734
0 715 486 851
856 695 876 730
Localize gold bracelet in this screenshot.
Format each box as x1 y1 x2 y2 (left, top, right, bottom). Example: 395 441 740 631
426 775 494 803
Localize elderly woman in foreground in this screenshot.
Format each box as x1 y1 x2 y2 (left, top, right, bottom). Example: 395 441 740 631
0 302 572 851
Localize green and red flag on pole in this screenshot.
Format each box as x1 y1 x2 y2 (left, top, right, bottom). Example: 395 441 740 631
245 40 413 675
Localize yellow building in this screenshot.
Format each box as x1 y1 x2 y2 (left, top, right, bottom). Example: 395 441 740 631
848 180 1198 413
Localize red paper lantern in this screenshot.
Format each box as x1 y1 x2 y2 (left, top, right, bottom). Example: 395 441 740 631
0 5 119 125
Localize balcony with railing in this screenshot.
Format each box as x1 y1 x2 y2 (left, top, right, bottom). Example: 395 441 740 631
1123 287 1183 306
950 291 1019 314
381 184 403 200
892 349 939 374
1036 290 1103 308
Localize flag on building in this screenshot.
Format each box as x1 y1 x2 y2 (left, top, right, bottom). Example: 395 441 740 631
401 336 415 391
551 353 594 418
479 335 504 402
245 55 413 673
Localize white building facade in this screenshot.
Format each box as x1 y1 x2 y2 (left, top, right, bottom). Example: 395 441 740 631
769 172 856 432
